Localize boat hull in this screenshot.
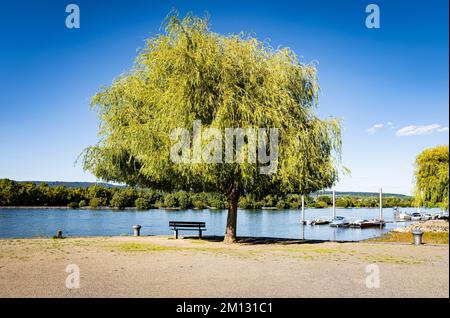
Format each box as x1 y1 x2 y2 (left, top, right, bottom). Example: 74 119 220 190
330 223 350 228
350 221 386 228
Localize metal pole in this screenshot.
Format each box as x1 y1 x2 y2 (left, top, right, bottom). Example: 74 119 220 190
301 195 305 224
379 188 383 221
332 190 336 220
300 222 305 240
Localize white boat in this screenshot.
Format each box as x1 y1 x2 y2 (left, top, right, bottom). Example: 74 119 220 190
420 214 432 221
394 207 411 221
312 218 330 225
411 212 422 221
398 212 411 220
330 216 350 227
350 219 386 228
349 219 368 228
430 213 440 220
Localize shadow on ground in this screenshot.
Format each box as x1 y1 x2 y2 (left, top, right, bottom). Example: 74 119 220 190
182 235 356 245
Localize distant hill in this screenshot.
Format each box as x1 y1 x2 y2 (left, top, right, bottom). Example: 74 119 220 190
313 191 411 198
15 181 411 197
18 181 124 189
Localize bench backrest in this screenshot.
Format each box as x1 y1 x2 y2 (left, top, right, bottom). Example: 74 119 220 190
169 221 206 228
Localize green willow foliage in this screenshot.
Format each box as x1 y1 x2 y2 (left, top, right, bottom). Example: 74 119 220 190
82 13 343 241
84 13 341 194
414 145 449 210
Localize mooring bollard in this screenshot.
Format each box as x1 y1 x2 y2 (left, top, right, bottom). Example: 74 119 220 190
412 229 423 245
133 224 142 237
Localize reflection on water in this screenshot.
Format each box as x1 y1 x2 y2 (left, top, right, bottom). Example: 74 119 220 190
0 207 443 241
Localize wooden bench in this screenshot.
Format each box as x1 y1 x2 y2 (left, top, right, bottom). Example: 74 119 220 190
169 221 206 239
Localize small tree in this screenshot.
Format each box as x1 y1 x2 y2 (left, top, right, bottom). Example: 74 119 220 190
83 13 342 243
414 145 449 210
110 191 128 209
135 197 152 210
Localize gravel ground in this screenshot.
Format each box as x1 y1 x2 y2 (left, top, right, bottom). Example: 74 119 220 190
0 236 448 298
393 220 449 233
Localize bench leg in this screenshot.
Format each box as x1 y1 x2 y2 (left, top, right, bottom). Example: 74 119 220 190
199 229 202 239
173 229 178 239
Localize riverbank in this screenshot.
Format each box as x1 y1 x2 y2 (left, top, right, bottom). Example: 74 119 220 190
0 236 447 297
369 220 449 244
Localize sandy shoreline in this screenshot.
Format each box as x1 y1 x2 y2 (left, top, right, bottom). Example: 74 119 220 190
0 236 448 298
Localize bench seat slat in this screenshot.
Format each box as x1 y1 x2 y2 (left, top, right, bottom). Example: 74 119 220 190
169 221 205 225
171 228 207 231
170 222 205 227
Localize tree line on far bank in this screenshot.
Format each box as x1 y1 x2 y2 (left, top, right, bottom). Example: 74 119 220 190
0 179 414 210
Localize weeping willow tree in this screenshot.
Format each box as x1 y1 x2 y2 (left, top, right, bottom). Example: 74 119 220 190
414 145 449 211
83 12 343 243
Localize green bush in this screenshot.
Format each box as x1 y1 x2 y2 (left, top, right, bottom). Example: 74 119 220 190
286 194 301 209
317 195 332 205
110 191 128 209
79 200 87 207
135 197 151 210
336 197 354 208
206 193 227 209
163 194 178 208
67 202 79 208
238 194 261 209
139 191 162 205
253 200 263 209
276 200 287 209
238 196 252 209
315 201 328 208
208 198 227 209
175 191 191 209
89 197 106 208
263 195 276 207
192 200 206 209
87 185 111 205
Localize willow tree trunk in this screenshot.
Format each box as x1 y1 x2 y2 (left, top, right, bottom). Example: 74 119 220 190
224 187 239 243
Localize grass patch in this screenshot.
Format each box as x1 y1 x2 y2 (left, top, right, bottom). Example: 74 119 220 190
307 247 342 254
114 243 183 252
112 242 259 259
369 231 449 244
279 252 315 261
188 239 207 244
364 255 422 265
278 247 345 254
272 246 350 262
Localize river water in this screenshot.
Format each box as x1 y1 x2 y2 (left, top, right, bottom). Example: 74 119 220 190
0 207 442 241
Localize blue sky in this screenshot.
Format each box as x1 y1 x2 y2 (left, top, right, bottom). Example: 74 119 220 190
0 0 448 194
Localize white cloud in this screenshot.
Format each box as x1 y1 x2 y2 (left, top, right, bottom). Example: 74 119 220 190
386 122 395 128
395 124 448 137
367 123 384 134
